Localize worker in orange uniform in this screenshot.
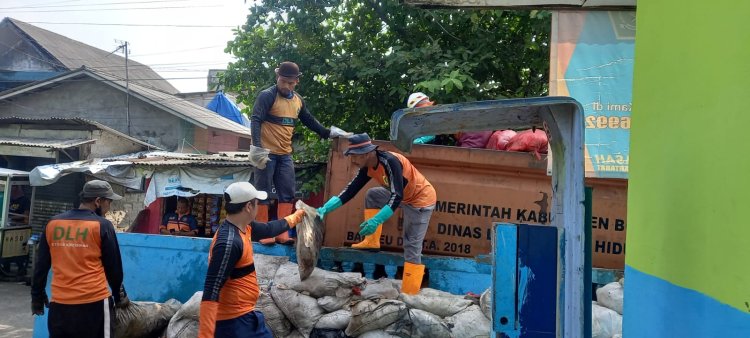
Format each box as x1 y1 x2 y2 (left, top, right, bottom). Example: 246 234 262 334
31 180 129 338
316 133 437 294
251 61 349 245
198 182 306 338
160 197 198 236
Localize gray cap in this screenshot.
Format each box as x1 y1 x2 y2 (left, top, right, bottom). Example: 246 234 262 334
80 180 122 200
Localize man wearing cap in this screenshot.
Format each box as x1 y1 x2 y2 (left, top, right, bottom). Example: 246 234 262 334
199 182 307 338
31 180 129 338
316 133 437 295
251 61 348 245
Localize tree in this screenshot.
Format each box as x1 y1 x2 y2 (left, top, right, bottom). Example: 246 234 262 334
223 1 550 191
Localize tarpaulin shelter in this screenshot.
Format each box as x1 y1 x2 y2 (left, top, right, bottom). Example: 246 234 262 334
206 91 251 128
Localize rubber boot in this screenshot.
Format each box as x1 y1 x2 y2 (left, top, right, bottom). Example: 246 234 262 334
257 204 275 245
401 261 425 295
275 202 295 245
351 209 381 251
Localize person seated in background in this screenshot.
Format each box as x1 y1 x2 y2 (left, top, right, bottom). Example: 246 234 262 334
406 92 492 148
9 185 30 225
160 197 198 236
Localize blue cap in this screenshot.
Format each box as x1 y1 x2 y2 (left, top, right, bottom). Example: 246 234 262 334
344 133 378 156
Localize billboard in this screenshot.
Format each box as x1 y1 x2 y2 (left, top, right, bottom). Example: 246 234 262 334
551 11 636 179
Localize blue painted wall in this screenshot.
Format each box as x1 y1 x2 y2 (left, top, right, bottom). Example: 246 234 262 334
33 233 493 337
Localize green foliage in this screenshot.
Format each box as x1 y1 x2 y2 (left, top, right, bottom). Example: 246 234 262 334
223 1 551 193
295 162 327 199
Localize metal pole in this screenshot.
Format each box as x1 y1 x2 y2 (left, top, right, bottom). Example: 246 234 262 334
124 41 131 136
0 175 10 230
584 187 593 338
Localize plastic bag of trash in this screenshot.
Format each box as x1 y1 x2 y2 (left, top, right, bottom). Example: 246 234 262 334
390 279 402 291
317 295 352 312
480 288 492 321
274 262 365 298
444 305 491 338
486 130 517 151
398 288 473 318
285 330 305 338
506 129 549 160
271 286 325 337
295 200 325 280
310 328 348 338
592 303 622 338
385 308 451 338
359 278 400 300
329 126 353 138
257 290 292 337
115 299 181 338
357 330 400 338
345 299 408 337
255 254 290 287
596 282 624 314
166 292 202 338
314 309 351 330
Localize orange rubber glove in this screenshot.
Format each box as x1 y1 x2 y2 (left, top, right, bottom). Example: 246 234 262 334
283 209 306 228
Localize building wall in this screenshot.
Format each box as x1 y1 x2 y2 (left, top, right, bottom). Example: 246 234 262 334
0 80 192 150
89 130 150 158
176 91 216 108
0 21 63 72
625 1 750 336
192 127 241 153
106 186 146 232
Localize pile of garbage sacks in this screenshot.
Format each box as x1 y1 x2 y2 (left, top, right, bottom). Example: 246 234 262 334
592 279 624 338
114 254 492 338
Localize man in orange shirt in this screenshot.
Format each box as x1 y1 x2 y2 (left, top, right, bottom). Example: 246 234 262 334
316 133 437 295
198 182 306 338
31 180 129 338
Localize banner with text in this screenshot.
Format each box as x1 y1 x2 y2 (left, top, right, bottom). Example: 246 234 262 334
551 11 636 178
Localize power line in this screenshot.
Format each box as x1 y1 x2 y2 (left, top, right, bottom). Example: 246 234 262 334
0 40 231 70
22 21 237 28
0 77 215 82
19 0 84 7
5 5 221 13
129 45 226 57
0 0 197 10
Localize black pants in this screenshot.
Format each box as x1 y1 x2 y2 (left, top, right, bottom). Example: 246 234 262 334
48 297 114 338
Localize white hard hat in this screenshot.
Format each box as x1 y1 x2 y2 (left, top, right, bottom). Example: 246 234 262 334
407 92 430 108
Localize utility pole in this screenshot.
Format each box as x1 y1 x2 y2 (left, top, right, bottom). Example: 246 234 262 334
110 41 131 135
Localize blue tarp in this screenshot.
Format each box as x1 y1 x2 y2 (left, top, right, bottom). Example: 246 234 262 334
206 91 251 127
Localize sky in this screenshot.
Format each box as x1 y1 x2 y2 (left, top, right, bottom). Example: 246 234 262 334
2 0 252 93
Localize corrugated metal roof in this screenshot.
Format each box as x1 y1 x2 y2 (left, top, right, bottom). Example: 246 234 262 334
0 69 253 137
5 18 178 94
103 149 269 168
0 136 95 149
0 168 30 177
0 116 162 150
